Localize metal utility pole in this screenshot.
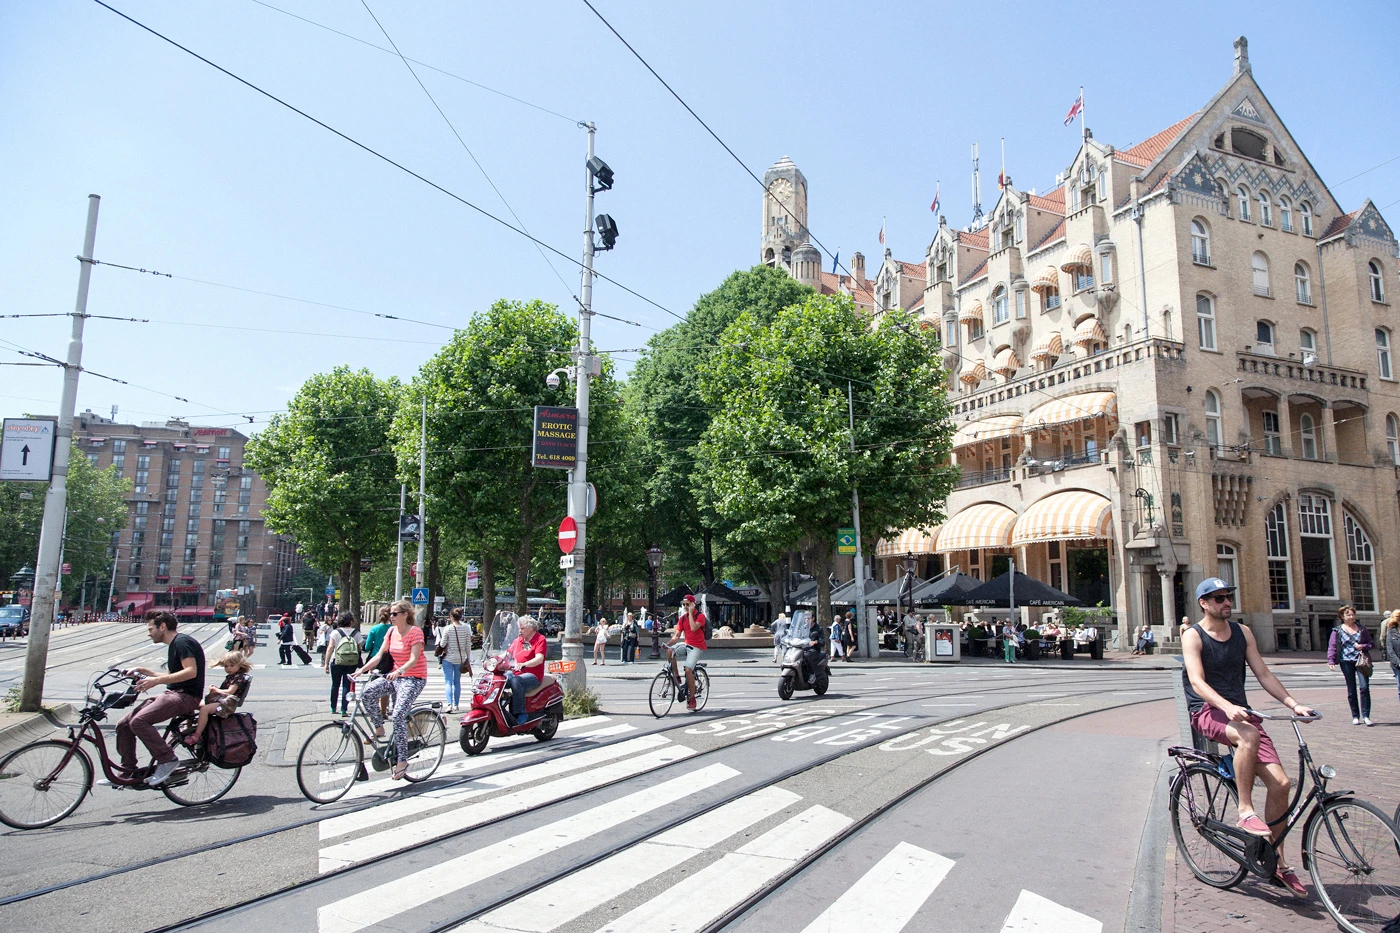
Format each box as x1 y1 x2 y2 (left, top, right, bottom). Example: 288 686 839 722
394 484 406 600
847 383 872 660
562 123 600 690
21 194 100 712
105 551 118 614
415 398 427 600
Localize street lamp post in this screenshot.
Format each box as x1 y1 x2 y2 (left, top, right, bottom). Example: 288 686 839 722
646 547 664 658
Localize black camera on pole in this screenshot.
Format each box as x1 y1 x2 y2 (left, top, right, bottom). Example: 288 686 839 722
594 214 619 251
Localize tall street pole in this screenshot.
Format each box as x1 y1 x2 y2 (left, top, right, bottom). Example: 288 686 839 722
394 483 406 600
847 382 871 660
562 123 597 690
21 194 100 712
415 397 427 619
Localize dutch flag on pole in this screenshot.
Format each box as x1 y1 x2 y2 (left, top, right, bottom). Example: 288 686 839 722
1063 90 1084 127
878 218 886 246
929 183 941 216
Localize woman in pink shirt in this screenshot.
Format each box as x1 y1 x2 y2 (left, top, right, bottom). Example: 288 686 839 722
355 599 427 779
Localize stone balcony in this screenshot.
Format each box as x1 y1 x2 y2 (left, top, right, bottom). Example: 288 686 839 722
1235 350 1368 398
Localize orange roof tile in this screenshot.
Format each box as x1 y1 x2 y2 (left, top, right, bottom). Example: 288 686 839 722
959 258 989 286
899 260 927 279
957 228 990 250
1114 113 1198 168
1320 210 1359 240
1028 219 1066 253
820 270 875 303
1027 188 1066 214
906 294 925 313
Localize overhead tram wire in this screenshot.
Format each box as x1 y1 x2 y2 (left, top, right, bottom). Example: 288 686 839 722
357 1 577 304
90 0 687 324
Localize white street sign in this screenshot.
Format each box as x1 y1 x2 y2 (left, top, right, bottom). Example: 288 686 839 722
1 418 57 482
560 554 575 569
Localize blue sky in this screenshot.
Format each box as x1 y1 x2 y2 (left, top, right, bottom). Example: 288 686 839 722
4 0 1399 433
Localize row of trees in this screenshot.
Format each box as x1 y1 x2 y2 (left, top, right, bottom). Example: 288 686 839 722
247 265 957 629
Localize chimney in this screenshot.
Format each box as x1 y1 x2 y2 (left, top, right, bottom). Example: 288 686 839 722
850 251 865 282
1233 36 1250 75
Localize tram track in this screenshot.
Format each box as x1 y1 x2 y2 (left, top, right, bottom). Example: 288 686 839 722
127 677 1172 932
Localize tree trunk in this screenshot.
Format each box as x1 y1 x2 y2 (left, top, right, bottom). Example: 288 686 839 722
349 554 362 620
811 544 833 634
427 524 442 599
767 559 785 623
702 529 715 584
513 535 531 615
481 553 496 635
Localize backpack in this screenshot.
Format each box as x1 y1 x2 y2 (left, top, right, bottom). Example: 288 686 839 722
332 629 362 667
206 712 258 768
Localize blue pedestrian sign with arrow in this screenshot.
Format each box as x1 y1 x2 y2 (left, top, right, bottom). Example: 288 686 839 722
411 587 430 606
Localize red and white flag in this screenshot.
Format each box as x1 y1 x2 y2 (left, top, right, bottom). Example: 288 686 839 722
1063 90 1084 127
929 183 941 215
878 218 886 246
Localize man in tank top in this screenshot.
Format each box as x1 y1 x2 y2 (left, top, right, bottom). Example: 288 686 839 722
1182 577 1315 897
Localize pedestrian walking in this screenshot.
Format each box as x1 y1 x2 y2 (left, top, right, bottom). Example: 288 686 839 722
302 611 317 650
592 617 609 665
648 611 662 659
1383 609 1400 707
771 610 790 664
621 611 638 663
277 615 295 666
437 607 473 712
363 605 394 718
324 611 362 716
1002 619 1017 664
1327 604 1374 726
841 612 856 661
315 618 333 665
829 614 845 660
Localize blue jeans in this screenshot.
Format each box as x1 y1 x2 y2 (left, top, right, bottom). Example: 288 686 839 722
1340 659 1372 719
506 672 540 722
441 660 462 708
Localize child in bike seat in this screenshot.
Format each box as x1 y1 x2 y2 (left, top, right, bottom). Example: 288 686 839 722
185 652 253 747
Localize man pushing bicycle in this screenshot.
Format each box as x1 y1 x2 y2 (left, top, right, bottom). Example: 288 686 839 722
1182 577 1315 897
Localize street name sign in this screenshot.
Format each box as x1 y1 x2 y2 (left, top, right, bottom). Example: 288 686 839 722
532 406 578 469
837 527 857 555
1 418 57 482
411 587 430 606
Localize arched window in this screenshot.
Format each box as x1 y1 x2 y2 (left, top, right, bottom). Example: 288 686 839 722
1279 197 1293 232
1300 201 1314 236
1377 328 1393 379
1299 413 1318 459
1256 320 1275 352
1386 414 1400 465
1344 512 1377 612
1298 494 1335 597
1300 328 1317 353
764 248 775 265
1252 252 1270 296
1265 502 1292 610
992 286 1009 325
1191 220 1210 264
1196 294 1217 350
1237 186 1252 221
1369 260 1386 302
1205 389 1223 451
1294 262 1312 304
1258 192 1272 226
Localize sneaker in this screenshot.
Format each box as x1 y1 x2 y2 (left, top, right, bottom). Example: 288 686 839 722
1275 866 1308 897
1236 813 1272 837
1364 717 1374 726
1353 717 1362 725
147 760 181 786
686 698 697 711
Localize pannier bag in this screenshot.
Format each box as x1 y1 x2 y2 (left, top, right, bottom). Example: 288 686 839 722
206 712 258 768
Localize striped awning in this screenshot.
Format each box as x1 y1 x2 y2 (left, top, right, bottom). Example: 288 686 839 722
1060 244 1094 273
935 502 1017 552
876 527 941 557
952 415 1023 449
992 346 1020 377
1023 391 1118 432
1030 332 1064 361
1073 316 1107 347
1030 266 1060 294
1011 490 1113 546
918 309 941 331
960 299 983 323
959 359 986 385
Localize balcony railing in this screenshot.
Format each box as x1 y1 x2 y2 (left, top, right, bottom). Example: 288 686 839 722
955 467 1012 489
1236 351 1368 393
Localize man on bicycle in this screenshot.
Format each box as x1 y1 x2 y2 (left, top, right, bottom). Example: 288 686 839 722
117 610 206 786
1182 577 1314 896
667 595 706 711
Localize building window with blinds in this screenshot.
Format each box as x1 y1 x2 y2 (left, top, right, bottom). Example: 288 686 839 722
1265 502 1291 610
1344 513 1376 612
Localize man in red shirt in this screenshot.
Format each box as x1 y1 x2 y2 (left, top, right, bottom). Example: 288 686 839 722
667 595 707 711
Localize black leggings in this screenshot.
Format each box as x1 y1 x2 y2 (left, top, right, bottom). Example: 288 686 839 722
1340 659 1372 719
329 664 357 713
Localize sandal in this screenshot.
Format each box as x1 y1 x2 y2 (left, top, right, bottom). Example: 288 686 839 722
391 763 410 781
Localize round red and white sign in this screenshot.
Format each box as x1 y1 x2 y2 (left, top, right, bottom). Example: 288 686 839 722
558 516 578 553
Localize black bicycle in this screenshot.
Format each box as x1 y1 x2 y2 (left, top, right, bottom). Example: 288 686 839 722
648 648 710 718
1169 708 1400 933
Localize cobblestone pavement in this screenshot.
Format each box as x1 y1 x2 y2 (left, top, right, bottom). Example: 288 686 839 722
1163 669 1400 932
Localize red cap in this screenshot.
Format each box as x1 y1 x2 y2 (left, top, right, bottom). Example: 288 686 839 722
682 594 696 603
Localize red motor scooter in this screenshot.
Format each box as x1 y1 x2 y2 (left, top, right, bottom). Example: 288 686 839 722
459 655 565 755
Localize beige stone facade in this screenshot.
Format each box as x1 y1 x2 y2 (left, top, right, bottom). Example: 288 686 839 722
768 38 1400 651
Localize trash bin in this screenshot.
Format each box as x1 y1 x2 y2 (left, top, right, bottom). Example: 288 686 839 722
925 624 960 663
1060 639 1074 660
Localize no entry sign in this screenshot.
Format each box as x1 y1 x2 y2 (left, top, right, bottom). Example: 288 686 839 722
558 516 578 553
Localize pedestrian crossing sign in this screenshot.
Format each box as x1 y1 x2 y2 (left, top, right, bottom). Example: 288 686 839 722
411 587 430 606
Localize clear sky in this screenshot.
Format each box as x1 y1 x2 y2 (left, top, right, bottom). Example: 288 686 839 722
4 0 1399 434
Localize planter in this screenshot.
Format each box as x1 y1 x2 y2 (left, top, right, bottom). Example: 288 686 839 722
1023 640 1041 661
1060 639 1075 660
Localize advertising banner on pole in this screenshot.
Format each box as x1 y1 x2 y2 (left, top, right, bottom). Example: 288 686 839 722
532 406 578 469
465 561 479 591
398 514 421 543
1 418 57 482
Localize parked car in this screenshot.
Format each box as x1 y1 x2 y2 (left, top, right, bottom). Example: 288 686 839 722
0 605 31 637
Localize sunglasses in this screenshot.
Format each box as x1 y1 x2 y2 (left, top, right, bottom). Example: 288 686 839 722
1206 593 1233 604
390 609 407 616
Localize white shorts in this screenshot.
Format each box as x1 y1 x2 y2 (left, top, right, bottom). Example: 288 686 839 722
669 644 703 669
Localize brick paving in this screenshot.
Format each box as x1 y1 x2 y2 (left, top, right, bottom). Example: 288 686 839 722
1163 669 1400 932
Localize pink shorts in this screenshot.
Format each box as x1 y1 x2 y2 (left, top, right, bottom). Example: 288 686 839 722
1191 706 1281 766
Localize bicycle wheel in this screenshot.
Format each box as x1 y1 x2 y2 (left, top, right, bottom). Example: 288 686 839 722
648 670 675 718
1306 798 1400 933
297 722 363 804
162 755 240 806
402 709 446 783
0 740 93 830
1169 764 1247 888
692 667 711 712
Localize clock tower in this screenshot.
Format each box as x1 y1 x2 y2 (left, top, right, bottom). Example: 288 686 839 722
761 156 809 270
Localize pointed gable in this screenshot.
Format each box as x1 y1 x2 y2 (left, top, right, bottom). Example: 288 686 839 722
1172 152 1221 197
1320 201 1397 248
1114 114 1198 169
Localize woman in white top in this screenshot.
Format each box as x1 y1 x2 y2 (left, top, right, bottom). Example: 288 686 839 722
438 607 474 713
593 617 609 665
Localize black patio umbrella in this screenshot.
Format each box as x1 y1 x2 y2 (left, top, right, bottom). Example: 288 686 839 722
694 580 757 606
863 574 926 607
911 572 983 607
959 570 1082 609
656 582 695 607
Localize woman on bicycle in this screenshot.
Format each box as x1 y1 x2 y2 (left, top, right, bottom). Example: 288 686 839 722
354 599 427 780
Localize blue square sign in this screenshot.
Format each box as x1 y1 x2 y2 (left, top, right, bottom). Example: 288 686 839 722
411 587 430 606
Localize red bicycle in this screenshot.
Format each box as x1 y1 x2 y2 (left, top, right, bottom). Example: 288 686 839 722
0 668 241 829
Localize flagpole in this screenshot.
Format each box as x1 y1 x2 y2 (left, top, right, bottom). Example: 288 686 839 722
1080 86 1086 140
1000 138 1006 190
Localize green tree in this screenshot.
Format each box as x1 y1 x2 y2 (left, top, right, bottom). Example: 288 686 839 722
625 265 813 585
696 294 957 629
245 366 401 612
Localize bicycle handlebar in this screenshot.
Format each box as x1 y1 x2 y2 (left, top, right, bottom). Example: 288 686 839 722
1244 708 1322 721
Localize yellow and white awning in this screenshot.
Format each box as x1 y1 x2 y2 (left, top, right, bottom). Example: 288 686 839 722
960 299 984 324
1030 332 1064 361
935 502 1017 552
1011 490 1113 546
918 309 941 331
1073 316 1107 347
1060 244 1094 273
952 415 1023 450
1023 391 1118 432
876 527 941 557
1030 266 1060 294
958 359 986 385
992 346 1020 378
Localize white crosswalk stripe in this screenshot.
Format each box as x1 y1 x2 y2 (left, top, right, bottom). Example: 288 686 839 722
998 890 1103 932
318 741 696 872
316 763 741 933
798 841 954 933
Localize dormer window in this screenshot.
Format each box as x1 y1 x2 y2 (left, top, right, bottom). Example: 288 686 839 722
1231 127 1268 161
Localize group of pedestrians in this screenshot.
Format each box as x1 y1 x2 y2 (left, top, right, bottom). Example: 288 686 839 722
590 610 648 664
